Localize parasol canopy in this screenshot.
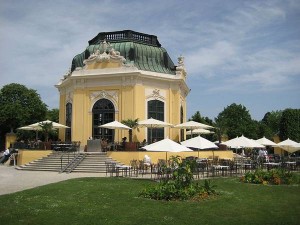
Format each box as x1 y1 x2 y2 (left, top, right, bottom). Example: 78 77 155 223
181 135 218 150
99 121 131 130
276 138 300 153
142 138 192 152
223 135 264 148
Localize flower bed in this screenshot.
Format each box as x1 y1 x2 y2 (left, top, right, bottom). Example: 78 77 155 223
240 168 299 185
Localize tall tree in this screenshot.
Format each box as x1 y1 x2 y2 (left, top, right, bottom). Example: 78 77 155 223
0 83 47 132
259 110 282 139
47 108 59 122
190 111 204 123
189 111 213 125
189 111 214 141
215 103 258 139
279 109 300 142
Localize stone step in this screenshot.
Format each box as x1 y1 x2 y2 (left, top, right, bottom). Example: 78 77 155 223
17 152 122 173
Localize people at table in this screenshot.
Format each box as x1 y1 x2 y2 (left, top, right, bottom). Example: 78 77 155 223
122 137 127 150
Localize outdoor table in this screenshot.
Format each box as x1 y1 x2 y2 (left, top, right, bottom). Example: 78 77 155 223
284 161 296 170
243 163 253 172
263 162 281 170
212 165 229 176
52 143 72 151
116 165 132 177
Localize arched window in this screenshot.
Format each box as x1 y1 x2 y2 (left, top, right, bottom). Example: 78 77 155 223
92 99 115 141
65 103 72 142
147 100 164 142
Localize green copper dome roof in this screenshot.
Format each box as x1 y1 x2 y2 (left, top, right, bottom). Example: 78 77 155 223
71 30 176 74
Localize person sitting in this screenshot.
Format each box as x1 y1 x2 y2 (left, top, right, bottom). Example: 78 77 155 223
143 154 151 166
140 139 147 147
101 138 108 152
122 137 127 150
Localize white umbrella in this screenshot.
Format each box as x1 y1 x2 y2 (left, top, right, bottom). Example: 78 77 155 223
181 136 218 150
18 125 58 140
142 138 192 159
276 138 300 153
174 121 214 137
186 128 214 136
138 118 173 143
142 138 192 152
25 120 69 141
288 143 300 153
99 121 131 130
256 136 277 146
18 126 43 131
28 120 69 129
181 135 219 158
223 135 264 148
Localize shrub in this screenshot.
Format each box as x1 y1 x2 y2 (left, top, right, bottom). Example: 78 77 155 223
139 156 217 201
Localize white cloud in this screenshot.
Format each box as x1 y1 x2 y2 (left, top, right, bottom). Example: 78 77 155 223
0 0 299 120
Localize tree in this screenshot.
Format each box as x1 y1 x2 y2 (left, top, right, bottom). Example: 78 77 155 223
40 122 54 142
189 111 214 141
259 110 282 139
47 108 59 122
121 118 139 142
189 111 213 125
215 103 258 139
279 109 300 142
0 83 48 132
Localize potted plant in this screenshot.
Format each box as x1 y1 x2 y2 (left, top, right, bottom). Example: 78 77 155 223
121 118 139 151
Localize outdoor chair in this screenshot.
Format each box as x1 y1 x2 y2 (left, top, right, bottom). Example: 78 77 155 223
105 161 116 177
196 161 208 178
130 159 139 176
138 160 148 176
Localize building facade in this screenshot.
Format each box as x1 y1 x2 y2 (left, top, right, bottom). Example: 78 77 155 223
55 30 189 146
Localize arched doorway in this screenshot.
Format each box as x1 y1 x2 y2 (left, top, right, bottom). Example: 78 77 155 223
92 99 115 142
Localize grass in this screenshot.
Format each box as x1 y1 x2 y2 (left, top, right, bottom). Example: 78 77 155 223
0 177 299 225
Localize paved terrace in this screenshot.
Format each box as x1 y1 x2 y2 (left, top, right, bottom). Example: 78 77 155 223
0 165 107 196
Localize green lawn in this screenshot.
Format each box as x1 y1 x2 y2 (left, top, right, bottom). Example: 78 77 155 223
0 177 299 225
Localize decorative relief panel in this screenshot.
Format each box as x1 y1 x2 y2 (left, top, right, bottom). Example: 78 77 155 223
81 40 137 71
89 90 119 112
146 88 165 101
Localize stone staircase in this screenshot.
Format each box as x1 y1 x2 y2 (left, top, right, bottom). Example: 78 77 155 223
17 152 122 173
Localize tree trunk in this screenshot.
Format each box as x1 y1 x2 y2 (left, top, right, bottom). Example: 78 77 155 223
129 130 133 142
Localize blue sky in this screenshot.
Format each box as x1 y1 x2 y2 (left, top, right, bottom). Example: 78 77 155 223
0 0 299 121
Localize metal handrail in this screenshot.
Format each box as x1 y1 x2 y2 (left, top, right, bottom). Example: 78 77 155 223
66 154 87 174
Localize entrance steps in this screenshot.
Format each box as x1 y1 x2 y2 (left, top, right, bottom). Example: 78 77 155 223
16 152 121 173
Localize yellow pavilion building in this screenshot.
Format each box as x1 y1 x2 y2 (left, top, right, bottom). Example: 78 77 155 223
55 30 190 147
